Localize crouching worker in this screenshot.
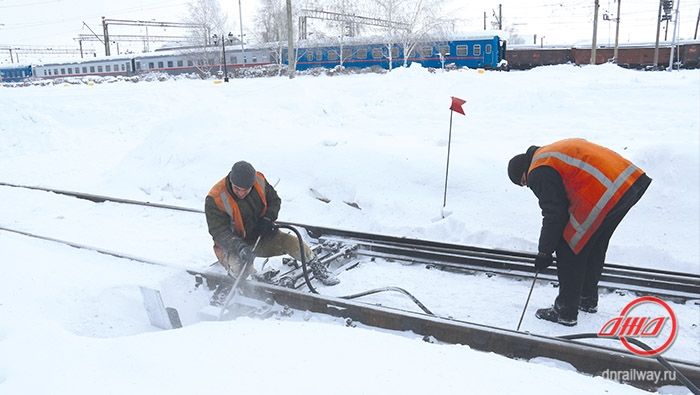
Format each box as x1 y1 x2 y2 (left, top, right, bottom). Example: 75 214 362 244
507 138 650 326
205 161 339 286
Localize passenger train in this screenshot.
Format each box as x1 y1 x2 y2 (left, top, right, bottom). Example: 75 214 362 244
3 35 698 84
1 34 506 82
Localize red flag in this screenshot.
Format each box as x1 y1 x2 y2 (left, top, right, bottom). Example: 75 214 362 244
450 96 466 115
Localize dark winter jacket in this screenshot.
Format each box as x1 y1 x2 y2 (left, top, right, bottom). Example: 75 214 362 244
523 145 569 255
205 174 282 252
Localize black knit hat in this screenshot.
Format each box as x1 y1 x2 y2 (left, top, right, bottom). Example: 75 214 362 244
229 161 256 188
508 153 529 185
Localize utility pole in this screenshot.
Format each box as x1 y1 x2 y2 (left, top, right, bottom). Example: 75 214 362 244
102 16 111 56
492 4 502 30
668 0 680 71
238 0 246 65
286 0 295 79
654 0 674 68
654 0 663 67
694 4 699 39
591 0 599 65
613 0 621 63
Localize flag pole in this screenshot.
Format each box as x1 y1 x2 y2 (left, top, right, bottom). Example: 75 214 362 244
443 110 453 209
443 96 465 216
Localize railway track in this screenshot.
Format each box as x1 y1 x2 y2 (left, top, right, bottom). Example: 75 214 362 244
2 182 699 393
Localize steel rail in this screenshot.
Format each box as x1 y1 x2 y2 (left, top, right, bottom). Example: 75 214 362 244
283 222 700 301
1 182 696 299
195 270 700 393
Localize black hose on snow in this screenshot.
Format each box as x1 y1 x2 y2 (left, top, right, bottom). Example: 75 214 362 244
559 333 700 395
277 224 319 294
276 224 435 315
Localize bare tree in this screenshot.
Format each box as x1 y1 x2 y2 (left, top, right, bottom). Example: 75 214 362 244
254 0 288 44
184 0 230 47
369 0 454 68
180 0 231 77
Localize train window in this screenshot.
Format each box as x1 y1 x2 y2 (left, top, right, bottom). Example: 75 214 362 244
53 69 58 75
419 46 432 57
307 52 313 61
485 44 492 54
82 67 87 73
67 68 72 75
357 49 367 59
98 66 103 72
60 68 66 74
231 56 237 64
106 65 111 72
439 46 449 56
187 60 193 66
177 60 183 67
158 61 164 68
328 50 338 61
242 56 246 64
167 61 173 67
126 63 131 72
90 66 95 72
316 50 322 60
149 62 155 69
456 45 467 56
75 67 79 74
342 49 351 59
391 47 399 58
372 48 382 59
407 48 415 58
252 56 257 63
474 45 481 56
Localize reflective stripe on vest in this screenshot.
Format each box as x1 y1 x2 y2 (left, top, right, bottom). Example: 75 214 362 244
208 173 267 239
530 139 643 253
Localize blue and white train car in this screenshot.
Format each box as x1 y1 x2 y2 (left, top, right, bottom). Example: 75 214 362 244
0 64 33 82
289 34 505 71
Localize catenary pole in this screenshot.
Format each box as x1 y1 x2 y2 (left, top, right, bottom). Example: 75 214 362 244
613 0 622 63
669 0 680 71
654 0 663 68
591 0 599 64
287 0 295 79
238 0 246 66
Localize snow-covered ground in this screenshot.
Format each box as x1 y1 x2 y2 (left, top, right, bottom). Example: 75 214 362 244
0 64 698 394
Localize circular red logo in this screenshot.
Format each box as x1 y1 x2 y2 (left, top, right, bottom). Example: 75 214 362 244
598 296 678 356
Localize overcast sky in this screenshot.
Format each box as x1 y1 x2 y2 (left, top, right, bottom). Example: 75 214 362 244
2 0 699 60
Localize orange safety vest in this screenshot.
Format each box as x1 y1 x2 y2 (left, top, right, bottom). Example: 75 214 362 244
529 138 644 254
207 172 268 240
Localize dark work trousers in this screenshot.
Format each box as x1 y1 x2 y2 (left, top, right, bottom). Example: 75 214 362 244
553 174 652 320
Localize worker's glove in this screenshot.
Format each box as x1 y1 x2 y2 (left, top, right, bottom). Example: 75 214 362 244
256 217 277 237
238 244 256 266
534 252 553 271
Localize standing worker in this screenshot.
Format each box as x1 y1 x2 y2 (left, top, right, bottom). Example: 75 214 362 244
205 161 339 286
507 138 651 326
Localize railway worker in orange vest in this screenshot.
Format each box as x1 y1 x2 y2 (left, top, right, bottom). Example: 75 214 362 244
507 138 651 326
205 161 339 286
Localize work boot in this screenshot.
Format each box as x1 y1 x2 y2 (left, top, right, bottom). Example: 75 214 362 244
308 260 340 286
535 306 577 327
578 296 598 313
